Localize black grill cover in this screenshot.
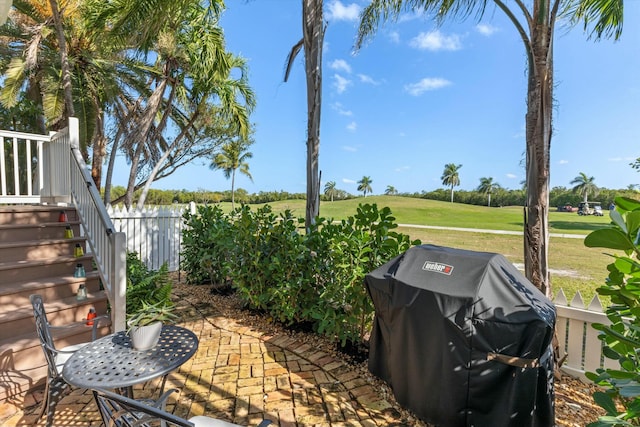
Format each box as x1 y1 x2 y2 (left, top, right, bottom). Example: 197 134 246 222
365 245 556 427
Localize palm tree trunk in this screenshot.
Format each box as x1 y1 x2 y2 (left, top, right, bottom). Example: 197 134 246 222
522 0 556 298
231 169 236 210
488 193 491 207
303 0 324 230
49 0 75 119
91 107 105 191
136 110 198 209
450 185 454 203
124 77 168 208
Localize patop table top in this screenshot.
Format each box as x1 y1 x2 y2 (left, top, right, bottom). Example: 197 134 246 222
62 324 199 390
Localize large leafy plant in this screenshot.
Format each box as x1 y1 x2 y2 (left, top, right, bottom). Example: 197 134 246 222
584 197 640 426
126 252 175 325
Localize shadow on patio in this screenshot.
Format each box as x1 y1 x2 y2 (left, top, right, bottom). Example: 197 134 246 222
1 284 414 427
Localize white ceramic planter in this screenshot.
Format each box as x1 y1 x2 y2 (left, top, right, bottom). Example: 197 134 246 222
128 321 162 350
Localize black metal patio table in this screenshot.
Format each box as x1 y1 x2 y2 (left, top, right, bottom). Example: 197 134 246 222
62 325 198 396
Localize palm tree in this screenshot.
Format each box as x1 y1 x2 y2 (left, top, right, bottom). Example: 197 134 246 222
570 173 598 203
356 0 623 296
284 0 324 230
477 177 500 207
209 139 254 210
385 185 398 196
80 0 254 208
441 164 462 203
357 176 373 197
324 181 337 202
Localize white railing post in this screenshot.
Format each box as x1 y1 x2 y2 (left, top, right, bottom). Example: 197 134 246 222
112 232 127 332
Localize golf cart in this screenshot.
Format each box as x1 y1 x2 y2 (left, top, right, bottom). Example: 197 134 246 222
578 202 603 216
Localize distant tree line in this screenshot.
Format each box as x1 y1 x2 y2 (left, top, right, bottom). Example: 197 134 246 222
407 187 638 209
107 186 356 206
110 184 636 210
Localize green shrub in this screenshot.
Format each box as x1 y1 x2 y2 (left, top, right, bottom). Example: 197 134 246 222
583 196 640 426
307 204 419 345
181 202 420 346
126 252 173 320
181 205 234 285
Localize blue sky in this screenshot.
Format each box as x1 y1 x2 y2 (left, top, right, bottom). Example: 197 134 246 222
115 0 640 195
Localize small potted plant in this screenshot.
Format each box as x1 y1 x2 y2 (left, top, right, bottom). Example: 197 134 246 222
127 300 177 350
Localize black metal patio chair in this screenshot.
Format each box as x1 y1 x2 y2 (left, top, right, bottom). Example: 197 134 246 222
92 387 273 427
30 294 109 427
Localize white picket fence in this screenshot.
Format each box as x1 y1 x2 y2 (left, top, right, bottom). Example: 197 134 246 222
554 289 616 380
107 203 195 272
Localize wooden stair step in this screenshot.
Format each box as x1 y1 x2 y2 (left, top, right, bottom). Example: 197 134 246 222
0 271 102 305
0 255 95 285
0 206 79 225
0 237 87 263
0 292 109 340
0 221 81 241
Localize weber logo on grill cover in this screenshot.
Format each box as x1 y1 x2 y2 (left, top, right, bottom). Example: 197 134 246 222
422 261 454 275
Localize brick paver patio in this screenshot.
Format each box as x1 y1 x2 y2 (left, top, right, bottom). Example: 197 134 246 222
0 286 409 426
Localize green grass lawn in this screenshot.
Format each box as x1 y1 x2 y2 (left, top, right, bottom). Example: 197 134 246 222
215 196 615 303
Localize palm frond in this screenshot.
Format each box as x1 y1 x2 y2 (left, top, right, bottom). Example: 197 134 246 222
565 0 623 40
0 58 27 107
284 38 303 82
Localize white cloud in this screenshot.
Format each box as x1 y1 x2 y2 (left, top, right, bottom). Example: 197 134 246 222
343 178 357 183
346 121 357 132
395 166 410 172
342 146 357 152
388 31 400 43
333 74 352 94
506 173 517 179
558 159 569 165
476 24 498 36
358 74 380 85
331 102 353 116
404 77 451 96
326 1 361 22
410 30 462 51
330 59 352 74
398 9 425 23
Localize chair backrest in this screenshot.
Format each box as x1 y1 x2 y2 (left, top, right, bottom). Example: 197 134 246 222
92 388 194 427
30 294 60 379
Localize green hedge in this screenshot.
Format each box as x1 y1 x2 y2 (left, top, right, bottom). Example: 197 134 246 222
181 203 420 346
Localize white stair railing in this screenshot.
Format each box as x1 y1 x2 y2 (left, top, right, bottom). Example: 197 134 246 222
0 119 126 332
51 118 127 332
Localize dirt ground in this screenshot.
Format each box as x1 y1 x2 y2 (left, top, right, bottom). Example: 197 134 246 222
177 281 606 427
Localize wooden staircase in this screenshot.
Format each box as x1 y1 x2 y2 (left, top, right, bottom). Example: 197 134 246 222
0 205 111 407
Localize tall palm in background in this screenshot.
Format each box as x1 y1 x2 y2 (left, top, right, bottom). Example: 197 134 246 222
570 172 598 203
385 185 398 195
477 177 499 207
284 0 324 229
324 180 337 202
88 0 254 208
209 139 254 210
357 176 373 197
441 163 462 203
356 0 623 296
